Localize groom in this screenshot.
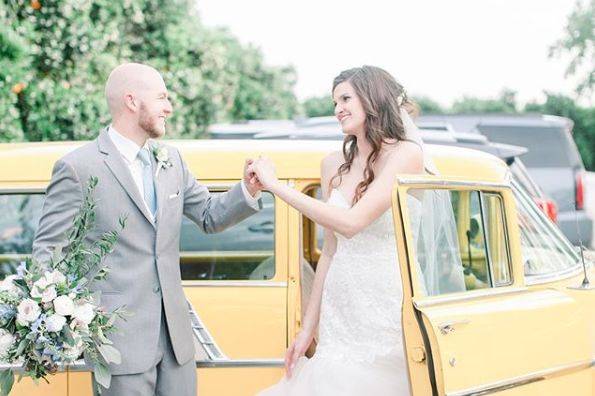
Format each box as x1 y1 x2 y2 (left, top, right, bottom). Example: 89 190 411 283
32 63 262 395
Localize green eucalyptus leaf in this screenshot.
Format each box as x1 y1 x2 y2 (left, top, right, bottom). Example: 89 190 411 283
62 325 76 347
0 370 14 396
93 362 111 390
15 339 28 356
97 344 121 365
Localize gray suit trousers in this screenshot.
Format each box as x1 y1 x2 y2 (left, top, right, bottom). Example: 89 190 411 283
94 311 197 396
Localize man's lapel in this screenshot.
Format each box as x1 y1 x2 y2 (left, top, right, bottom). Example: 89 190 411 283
98 129 156 228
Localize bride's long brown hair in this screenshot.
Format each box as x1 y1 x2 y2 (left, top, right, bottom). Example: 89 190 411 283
330 66 415 205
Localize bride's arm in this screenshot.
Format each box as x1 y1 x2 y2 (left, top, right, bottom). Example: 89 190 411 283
256 143 423 239
284 157 337 377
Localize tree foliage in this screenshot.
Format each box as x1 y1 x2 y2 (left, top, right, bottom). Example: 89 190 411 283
412 96 445 115
549 0 594 97
302 94 334 117
0 0 298 141
451 89 518 114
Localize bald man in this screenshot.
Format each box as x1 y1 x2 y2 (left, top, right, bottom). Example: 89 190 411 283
33 63 262 395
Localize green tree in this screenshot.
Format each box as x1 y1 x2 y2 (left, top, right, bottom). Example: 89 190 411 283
412 96 445 115
302 95 334 117
0 18 26 142
550 0 594 97
451 89 518 114
0 0 298 141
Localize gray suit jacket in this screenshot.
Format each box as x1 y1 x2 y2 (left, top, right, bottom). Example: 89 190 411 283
32 129 259 375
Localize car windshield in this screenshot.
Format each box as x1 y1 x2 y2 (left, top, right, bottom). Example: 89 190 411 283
512 180 581 278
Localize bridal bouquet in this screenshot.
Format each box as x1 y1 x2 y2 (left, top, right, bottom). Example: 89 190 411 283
0 177 127 395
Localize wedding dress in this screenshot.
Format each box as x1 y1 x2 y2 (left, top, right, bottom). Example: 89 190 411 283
259 188 422 396
259 109 464 395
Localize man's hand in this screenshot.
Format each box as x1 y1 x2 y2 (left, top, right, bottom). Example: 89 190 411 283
244 158 263 197
247 156 278 191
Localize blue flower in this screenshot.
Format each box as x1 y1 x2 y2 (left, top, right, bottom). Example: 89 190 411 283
30 314 47 332
42 347 54 357
16 262 26 278
0 304 16 320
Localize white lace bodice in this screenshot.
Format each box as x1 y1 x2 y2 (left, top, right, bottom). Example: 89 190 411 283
316 189 420 364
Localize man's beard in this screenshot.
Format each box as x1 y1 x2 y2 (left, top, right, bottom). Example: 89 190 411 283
138 103 164 139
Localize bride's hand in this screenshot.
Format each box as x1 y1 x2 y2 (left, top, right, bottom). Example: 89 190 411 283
284 329 314 379
249 156 278 190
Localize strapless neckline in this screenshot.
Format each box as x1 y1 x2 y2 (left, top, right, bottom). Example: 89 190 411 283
330 188 352 208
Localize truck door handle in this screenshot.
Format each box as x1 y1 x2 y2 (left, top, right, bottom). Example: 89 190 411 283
438 319 470 335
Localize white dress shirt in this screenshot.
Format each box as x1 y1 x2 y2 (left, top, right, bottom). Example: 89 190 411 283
107 127 260 221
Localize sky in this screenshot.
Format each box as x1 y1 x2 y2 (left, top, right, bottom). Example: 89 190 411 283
195 0 584 107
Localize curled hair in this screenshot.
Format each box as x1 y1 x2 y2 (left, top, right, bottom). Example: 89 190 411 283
330 65 415 204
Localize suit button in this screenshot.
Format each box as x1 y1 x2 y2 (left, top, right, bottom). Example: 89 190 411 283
153 284 161 293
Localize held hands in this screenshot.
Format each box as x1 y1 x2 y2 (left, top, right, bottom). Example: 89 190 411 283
284 329 314 379
246 156 278 191
243 159 263 196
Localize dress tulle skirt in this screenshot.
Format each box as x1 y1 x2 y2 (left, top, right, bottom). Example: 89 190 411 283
257 352 410 396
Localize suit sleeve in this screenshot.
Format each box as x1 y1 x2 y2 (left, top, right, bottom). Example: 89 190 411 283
178 149 261 234
32 159 84 264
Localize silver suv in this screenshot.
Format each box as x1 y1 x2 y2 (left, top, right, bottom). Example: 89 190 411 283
207 117 560 225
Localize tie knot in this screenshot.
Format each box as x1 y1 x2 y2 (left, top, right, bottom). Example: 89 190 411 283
137 148 151 167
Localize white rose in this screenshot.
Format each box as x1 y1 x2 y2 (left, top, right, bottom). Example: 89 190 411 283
63 344 82 361
41 286 57 303
73 320 89 332
46 271 66 285
0 275 19 294
31 277 50 298
16 299 40 325
156 147 168 162
72 303 95 325
53 295 74 316
33 277 49 291
45 314 66 332
0 329 14 357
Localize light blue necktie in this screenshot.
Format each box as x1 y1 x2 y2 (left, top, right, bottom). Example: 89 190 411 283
137 148 157 216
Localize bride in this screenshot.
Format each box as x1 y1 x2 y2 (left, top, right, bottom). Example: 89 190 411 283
251 66 429 395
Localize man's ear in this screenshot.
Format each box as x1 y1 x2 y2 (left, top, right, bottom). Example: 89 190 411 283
124 94 138 112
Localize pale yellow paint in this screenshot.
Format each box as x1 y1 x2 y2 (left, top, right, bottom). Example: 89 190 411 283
1 139 591 395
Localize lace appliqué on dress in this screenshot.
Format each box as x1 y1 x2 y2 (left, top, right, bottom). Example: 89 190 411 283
315 189 420 365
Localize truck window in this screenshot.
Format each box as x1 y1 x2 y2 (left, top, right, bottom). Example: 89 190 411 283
0 190 277 282
180 191 276 281
406 188 511 296
0 194 45 278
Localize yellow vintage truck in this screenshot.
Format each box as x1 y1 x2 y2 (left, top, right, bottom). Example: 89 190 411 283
0 139 592 395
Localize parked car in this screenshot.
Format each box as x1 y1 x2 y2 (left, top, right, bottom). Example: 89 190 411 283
416 114 592 246
250 123 559 223
0 140 592 395
207 119 295 139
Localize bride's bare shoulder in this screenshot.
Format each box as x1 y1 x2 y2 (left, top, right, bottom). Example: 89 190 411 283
321 151 344 174
383 141 424 173
320 151 344 192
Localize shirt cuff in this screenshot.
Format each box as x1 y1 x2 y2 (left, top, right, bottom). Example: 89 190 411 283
241 180 261 210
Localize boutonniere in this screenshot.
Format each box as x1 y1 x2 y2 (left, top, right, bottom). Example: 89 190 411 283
151 144 173 177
